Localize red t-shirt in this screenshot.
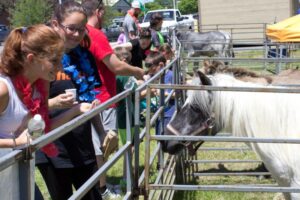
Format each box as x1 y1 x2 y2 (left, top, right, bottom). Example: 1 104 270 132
86 25 116 107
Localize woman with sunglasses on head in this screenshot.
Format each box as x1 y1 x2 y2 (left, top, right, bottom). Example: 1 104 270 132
35 1 108 200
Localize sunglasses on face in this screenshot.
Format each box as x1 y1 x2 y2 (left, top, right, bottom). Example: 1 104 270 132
145 62 154 68
59 24 86 34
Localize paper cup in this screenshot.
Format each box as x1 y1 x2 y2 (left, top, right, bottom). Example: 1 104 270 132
65 88 77 100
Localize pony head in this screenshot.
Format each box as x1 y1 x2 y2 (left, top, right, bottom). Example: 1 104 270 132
163 71 219 154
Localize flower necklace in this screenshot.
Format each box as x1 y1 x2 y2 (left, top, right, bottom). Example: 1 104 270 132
12 75 58 157
62 46 100 102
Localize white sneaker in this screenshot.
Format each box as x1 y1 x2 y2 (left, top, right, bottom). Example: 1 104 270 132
101 188 122 200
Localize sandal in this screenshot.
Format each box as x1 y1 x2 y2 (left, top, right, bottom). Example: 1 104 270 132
103 130 119 161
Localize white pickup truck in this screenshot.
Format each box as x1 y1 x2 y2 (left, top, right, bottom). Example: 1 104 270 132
140 9 194 36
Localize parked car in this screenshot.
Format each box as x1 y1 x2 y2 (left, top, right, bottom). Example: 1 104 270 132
105 23 122 42
140 9 192 36
0 24 9 42
112 17 124 27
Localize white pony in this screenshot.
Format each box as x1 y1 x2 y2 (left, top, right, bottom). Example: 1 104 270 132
164 72 300 200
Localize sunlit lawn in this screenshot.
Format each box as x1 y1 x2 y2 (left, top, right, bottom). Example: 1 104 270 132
173 141 277 200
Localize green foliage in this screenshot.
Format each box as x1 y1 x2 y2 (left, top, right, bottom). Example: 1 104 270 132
145 0 173 11
11 0 52 27
178 0 198 14
103 5 121 27
145 2 164 11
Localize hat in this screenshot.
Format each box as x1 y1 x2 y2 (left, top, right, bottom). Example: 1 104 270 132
131 0 144 10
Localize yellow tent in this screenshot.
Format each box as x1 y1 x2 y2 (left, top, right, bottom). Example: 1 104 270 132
266 15 300 42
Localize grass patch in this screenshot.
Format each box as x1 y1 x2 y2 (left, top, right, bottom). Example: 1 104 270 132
172 141 277 200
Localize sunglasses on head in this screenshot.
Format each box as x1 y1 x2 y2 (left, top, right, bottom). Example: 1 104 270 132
97 0 103 9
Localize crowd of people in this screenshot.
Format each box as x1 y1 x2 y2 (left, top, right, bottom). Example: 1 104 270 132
0 0 174 199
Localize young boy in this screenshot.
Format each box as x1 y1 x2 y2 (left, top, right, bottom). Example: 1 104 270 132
144 51 175 135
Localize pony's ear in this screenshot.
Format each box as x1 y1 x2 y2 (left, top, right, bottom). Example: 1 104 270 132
197 71 212 85
203 60 210 68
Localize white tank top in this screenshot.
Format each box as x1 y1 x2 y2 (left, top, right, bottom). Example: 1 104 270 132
0 75 28 136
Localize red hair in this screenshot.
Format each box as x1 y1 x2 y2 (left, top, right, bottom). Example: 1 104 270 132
0 24 64 77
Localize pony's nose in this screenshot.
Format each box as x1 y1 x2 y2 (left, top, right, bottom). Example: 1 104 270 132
163 141 184 155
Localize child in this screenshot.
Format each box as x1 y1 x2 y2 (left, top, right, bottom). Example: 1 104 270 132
117 27 127 44
144 51 175 135
114 46 136 192
159 43 175 64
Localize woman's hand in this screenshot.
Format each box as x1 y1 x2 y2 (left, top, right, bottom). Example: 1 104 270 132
15 129 31 146
49 93 75 110
91 99 100 109
76 102 93 114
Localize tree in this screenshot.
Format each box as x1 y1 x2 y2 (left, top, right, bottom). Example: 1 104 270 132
10 0 52 27
102 5 122 27
178 0 198 14
0 0 13 12
144 0 173 11
145 2 163 11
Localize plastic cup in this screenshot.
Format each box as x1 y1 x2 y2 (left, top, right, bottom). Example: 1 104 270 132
65 88 77 101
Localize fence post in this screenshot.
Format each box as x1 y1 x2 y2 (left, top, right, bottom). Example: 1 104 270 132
144 86 152 200
133 91 141 198
125 94 133 196
263 23 268 70
158 70 165 200
18 151 35 200
275 44 284 74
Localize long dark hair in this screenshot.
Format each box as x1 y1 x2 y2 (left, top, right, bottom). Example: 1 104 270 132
150 13 163 28
53 0 90 48
53 0 87 23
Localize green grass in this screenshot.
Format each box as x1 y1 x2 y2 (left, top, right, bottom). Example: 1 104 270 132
172 142 277 200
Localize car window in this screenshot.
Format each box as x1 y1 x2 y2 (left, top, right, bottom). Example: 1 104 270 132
144 11 175 22
176 11 180 18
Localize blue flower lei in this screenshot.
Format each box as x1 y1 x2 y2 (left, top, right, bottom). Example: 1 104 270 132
62 46 100 102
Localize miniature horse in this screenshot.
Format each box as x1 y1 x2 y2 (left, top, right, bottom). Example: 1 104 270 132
164 71 300 200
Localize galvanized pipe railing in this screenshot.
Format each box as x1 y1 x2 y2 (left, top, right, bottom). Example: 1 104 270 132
133 33 182 198
150 184 300 193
